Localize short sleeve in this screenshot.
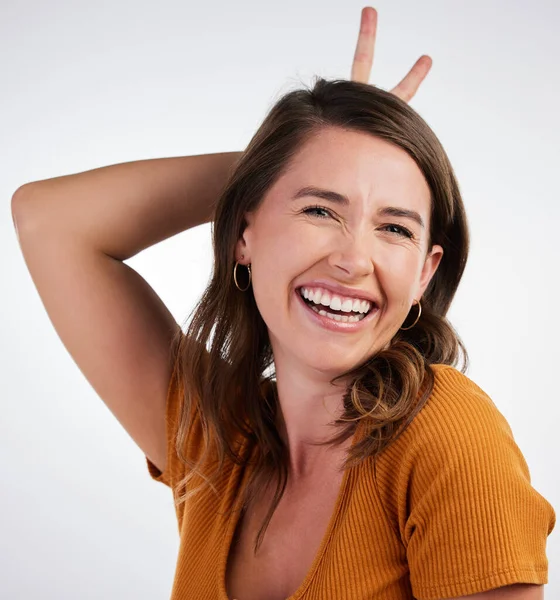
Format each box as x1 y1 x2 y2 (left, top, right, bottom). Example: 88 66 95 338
398 366 556 599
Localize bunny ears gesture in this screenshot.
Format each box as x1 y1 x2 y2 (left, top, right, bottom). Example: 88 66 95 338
350 7 432 103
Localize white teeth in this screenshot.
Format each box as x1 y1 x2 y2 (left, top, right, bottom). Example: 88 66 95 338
341 299 354 312
300 286 372 314
309 304 364 322
330 296 342 311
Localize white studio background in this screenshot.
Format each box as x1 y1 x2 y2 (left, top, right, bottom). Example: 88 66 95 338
2 0 559 598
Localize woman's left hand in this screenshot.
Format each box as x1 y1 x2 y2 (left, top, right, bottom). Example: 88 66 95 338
351 6 432 103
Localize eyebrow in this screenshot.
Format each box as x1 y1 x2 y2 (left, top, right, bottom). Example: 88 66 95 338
292 185 425 229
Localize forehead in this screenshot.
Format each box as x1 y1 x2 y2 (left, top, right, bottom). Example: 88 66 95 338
277 127 430 208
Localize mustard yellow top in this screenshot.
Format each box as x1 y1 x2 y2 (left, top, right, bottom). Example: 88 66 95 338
146 363 556 599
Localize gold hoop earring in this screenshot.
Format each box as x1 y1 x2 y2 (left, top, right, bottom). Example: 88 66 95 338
400 299 422 330
233 258 252 292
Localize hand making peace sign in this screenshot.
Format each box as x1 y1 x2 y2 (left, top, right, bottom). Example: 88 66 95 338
350 7 432 102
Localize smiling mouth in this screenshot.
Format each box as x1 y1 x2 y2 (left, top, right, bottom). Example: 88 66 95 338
299 293 372 323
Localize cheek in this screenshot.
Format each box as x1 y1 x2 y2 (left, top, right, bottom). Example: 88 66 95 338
249 241 295 321
250 269 295 348
375 249 421 300
253 219 317 281
250 228 320 332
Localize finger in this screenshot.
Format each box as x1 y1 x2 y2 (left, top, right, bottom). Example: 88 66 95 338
390 55 433 103
350 7 378 83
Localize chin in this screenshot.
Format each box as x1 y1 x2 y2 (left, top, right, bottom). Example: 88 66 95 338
300 352 369 377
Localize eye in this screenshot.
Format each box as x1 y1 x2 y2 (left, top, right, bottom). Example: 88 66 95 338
302 205 334 219
302 206 414 239
381 224 414 239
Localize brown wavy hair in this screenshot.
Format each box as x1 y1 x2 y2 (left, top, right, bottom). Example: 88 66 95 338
170 77 469 553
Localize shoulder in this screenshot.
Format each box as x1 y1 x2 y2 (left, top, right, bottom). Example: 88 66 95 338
372 363 556 599
378 363 532 499
374 362 517 491
422 363 505 420
372 362 557 540
404 363 514 451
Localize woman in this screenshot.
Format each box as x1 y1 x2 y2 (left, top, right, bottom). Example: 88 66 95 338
12 7 555 600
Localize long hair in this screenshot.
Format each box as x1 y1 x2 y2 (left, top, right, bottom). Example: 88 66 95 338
170 77 469 553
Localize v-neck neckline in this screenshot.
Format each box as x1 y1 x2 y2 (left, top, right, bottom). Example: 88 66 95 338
217 420 364 600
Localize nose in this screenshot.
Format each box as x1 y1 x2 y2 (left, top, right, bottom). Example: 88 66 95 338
327 233 375 279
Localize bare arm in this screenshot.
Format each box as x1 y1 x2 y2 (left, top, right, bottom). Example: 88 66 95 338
11 151 242 474
13 152 241 259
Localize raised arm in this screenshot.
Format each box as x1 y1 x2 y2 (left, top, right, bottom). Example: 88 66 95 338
11 151 241 474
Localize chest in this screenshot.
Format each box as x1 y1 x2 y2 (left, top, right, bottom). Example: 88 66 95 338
225 471 346 600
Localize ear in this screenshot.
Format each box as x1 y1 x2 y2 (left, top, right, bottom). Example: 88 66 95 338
418 244 444 298
234 210 256 263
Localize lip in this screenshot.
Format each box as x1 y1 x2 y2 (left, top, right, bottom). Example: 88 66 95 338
295 288 379 333
296 280 380 306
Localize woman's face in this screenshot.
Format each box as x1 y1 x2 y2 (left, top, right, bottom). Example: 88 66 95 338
236 127 444 379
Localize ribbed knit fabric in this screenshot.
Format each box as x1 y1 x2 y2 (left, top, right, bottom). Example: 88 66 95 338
146 364 556 599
